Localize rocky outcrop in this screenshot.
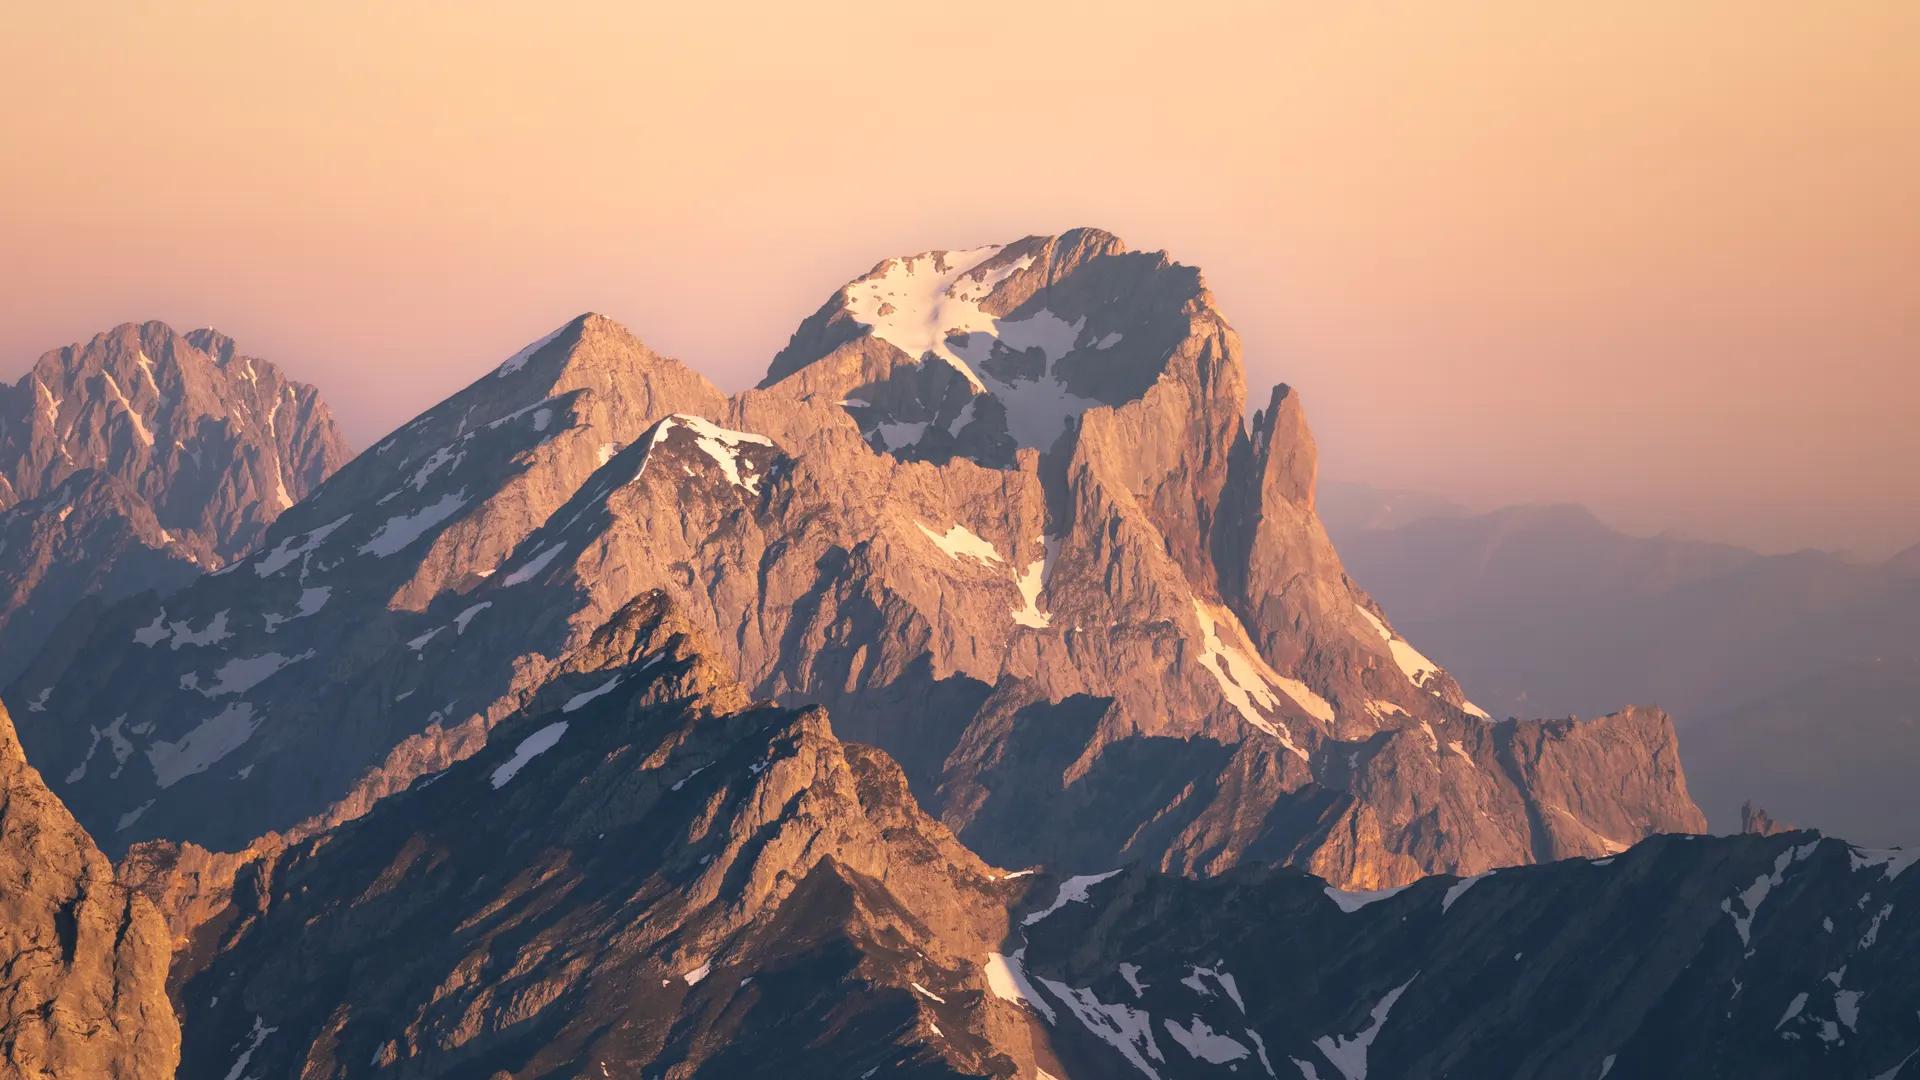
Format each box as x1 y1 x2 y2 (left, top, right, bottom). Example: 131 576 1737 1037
15 236 1704 889
0 700 178 1079
1743 800 1794 836
0 321 349 683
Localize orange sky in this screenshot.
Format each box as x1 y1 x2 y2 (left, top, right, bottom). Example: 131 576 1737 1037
4 2 1915 556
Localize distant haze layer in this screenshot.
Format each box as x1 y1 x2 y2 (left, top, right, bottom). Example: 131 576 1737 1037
3 2 1914 556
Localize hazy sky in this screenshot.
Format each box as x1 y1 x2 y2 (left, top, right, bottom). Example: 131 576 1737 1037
4 2 1915 557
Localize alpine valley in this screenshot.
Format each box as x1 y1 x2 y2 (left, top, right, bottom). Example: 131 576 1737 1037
0 231 1914 1079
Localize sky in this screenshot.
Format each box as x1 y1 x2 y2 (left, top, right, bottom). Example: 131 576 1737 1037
3 2 1915 558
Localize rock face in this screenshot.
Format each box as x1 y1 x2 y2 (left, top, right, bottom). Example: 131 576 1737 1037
166 602 1920 1079
0 321 349 683
0 699 178 1079
176 592 1036 1079
14 235 1703 888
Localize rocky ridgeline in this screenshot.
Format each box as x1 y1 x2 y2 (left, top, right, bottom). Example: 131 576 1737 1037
12 232 1703 893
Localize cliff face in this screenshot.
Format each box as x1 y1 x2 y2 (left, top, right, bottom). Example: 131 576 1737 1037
0 700 178 1079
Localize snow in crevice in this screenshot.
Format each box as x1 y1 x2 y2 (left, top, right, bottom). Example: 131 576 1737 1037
917 520 1004 565
503 540 568 586
490 720 568 789
253 515 352 578
221 1013 278 1080
983 950 1056 1024
682 962 711 986
133 608 233 650
453 601 491 635
1011 534 1059 629
1312 975 1415 1080
359 490 470 558
1441 873 1489 913
562 674 625 713
180 650 315 697
1035 975 1167 1079
262 587 331 632
1722 841 1822 949
1353 603 1446 690
65 714 135 783
1163 1016 1250 1065
1189 598 1328 755
146 702 263 788
1181 965 1246 1013
1023 869 1123 926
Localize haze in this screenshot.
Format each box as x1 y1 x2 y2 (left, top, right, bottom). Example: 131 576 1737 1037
3 2 1914 557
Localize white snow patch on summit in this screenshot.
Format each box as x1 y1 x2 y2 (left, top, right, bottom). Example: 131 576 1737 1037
840 244 1102 449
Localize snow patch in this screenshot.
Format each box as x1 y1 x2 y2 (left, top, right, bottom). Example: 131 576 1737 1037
1324 882 1415 914
490 720 568 789
1190 599 1326 754
359 491 469 557
1023 869 1123 926
983 950 1056 1024
917 520 1004 565
1163 1016 1249 1065
562 674 625 713
503 540 567 586
146 702 262 788
1313 976 1415 1080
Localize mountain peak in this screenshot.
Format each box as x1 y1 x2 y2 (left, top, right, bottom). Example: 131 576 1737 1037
759 227 1213 467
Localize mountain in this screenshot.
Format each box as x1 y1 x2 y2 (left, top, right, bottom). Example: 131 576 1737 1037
0 699 177 1079
11 232 1703 889
1315 479 1472 539
159 593 1920 1079
1327 500 1920 842
0 321 350 683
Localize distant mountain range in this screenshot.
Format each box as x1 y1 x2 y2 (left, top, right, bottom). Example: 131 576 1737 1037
0 236 1912 1078
1324 482 1920 845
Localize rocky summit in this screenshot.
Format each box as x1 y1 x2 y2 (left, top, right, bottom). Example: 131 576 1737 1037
0 322 349 684
13 232 1702 892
